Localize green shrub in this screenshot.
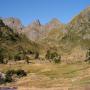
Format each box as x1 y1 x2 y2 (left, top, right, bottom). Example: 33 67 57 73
45 50 61 63
4 74 13 83
53 55 61 63
85 48 90 62
4 70 15 83
5 70 16 76
16 69 27 77
4 69 27 83
35 51 39 59
0 55 4 64
14 53 25 61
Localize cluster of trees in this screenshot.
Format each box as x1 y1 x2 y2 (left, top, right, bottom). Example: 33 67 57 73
1 46 90 64
0 47 61 64
0 45 39 64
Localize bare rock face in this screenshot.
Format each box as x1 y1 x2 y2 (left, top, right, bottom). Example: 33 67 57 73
3 17 24 33
23 19 45 41
23 18 64 41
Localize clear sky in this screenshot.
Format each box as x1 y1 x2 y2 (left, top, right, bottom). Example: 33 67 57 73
0 0 90 25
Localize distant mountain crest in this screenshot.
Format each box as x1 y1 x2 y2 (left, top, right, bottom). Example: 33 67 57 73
49 18 61 25
31 19 41 26
1 7 90 43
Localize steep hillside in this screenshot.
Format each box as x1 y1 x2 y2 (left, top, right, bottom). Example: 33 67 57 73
0 19 39 62
62 7 90 49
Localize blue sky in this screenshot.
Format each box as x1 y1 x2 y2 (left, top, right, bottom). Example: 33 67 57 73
0 0 90 25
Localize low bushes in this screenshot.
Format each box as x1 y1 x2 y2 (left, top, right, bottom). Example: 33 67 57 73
4 69 27 83
15 69 27 77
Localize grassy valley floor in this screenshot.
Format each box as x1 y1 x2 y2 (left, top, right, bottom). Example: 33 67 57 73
0 61 90 90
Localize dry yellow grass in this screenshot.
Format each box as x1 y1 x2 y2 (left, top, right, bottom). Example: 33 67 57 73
0 61 90 90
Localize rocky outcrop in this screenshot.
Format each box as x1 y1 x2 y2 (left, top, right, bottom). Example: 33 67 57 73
23 18 64 41
22 20 45 41
3 17 24 33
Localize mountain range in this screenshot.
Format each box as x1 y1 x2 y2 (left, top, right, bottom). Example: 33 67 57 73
0 7 90 62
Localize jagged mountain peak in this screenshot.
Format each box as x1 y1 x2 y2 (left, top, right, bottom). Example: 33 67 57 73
31 19 41 27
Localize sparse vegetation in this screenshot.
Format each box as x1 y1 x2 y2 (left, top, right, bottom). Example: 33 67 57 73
3 69 27 83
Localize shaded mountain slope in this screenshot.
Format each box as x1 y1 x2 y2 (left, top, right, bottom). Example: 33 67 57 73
0 19 39 61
